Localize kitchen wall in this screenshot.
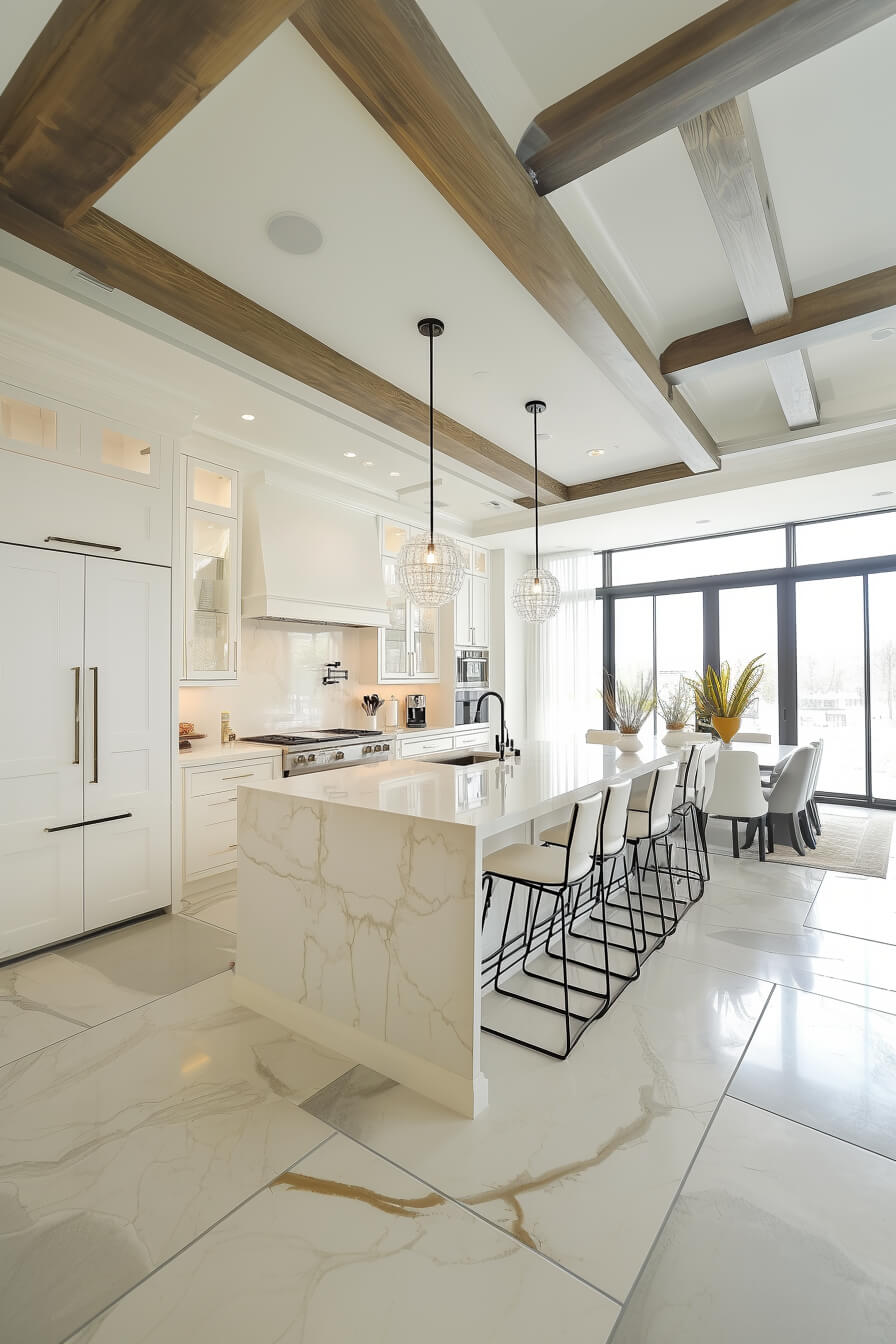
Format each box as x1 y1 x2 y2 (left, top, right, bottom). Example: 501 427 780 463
179 619 456 739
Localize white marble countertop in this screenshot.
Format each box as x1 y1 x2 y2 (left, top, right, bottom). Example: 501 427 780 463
240 737 677 838
389 723 485 737
178 741 283 767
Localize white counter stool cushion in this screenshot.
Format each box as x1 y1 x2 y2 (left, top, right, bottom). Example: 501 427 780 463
733 732 772 743
487 793 602 888
540 779 631 854
626 764 678 840
625 764 680 941
706 749 768 859
677 731 712 743
750 744 816 856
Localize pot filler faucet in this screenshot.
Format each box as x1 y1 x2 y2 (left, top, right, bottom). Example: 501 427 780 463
475 691 519 761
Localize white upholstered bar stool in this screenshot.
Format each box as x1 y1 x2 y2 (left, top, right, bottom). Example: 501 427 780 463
625 764 679 943
481 794 603 1058
673 740 720 894
706 750 769 859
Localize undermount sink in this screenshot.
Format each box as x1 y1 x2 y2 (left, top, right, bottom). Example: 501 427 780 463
422 750 503 766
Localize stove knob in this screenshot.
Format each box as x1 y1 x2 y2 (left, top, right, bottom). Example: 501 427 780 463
307 753 316 763
295 755 306 765
335 751 345 761
363 744 372 755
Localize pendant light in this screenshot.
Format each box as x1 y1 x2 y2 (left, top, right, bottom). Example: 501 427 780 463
396 318 465 607
512 400 560 623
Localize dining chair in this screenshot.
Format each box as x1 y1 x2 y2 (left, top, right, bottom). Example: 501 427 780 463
746 746 816 856
480 793 604 1058
733 732 772 743
806 739 824 835
706 750 769 859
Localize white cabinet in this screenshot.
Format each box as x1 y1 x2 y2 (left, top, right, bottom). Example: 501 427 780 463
182 456 240 683
82 559 171 932
0 544 171 958
396 725 491 759
454 573 489 648
183 756 275 881
377 519 439 683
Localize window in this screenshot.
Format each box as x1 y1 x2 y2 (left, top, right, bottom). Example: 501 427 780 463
796 511 896 566
796 576 866 796
528 553 602 740
612 529 786 586
718 586 779 738
869 571 896 801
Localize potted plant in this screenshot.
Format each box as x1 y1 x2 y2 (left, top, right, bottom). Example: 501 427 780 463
603 673 656 753
657 678 692 747
686 657 764 744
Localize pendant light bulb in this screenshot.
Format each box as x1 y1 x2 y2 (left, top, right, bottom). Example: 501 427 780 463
512 400 560 623
396 319 465 607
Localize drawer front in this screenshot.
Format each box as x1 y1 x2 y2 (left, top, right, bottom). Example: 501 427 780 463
188 757 275 797
189 791 239 826
456 728 490 748
400 733 454 758
185 815 239 878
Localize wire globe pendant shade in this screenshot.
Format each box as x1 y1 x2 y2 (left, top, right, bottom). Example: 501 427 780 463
396 318 465 608
512 400 560 623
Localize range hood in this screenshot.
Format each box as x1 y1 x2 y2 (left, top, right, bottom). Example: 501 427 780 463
242 478 388 627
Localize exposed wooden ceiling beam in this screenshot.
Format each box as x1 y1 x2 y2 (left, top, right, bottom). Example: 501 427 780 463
0 193 567 501
518 0 896 195
680 94 819 429
0 0 300 227
661 265 896 382
290 0 720 476
514 463 694 508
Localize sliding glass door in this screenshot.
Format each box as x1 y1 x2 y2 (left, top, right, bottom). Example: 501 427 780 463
869 571 896 802
613 592 703 732
796 576 867 797
718 585 779 739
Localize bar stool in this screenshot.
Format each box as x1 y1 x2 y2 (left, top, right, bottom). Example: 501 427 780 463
481 793 603 1059
673 740 719 893
540 780 639 979
625 764 679 945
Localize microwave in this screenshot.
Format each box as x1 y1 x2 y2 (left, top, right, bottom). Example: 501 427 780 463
456 648 489 687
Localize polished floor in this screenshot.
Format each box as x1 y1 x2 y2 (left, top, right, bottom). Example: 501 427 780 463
2 805 896 1342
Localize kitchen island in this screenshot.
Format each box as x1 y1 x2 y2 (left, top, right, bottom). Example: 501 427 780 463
232 740 676 1117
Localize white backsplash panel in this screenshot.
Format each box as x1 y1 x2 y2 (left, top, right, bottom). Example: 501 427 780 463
179 620 453 739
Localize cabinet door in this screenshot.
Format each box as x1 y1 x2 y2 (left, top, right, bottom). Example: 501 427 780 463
83 558 171 930
380 518 409 557
470 576 489 647
471 547 488 578
81 412 160 487
0 383 80 467
409 602 439 680
185 509 238 680
187 457 238 517
454 574 472 646
380 557 411 679
0 543 85 957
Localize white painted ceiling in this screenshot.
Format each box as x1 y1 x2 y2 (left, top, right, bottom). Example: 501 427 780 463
1 0 895 515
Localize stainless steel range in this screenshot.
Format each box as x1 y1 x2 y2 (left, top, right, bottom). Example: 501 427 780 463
240 729 393 777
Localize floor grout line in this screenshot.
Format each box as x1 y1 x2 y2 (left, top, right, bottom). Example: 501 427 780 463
295 1102 625 1309
724 1093 896 1168
58 1130 339 1344
604 979 778 1343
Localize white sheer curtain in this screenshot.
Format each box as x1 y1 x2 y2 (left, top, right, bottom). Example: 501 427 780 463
526 551 603 741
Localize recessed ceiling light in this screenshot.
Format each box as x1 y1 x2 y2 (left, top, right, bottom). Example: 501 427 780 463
389 471 401 477
587 448 605 457
241 413 255 421
362 460 375 467
266 212 324 255
872 490 893 497
343 451 357 459
872 328 895 341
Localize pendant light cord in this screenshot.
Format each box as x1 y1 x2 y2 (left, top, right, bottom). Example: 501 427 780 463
533 408 539 572
429 323 434 547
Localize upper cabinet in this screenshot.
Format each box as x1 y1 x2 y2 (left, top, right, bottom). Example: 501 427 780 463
182 455 240 684
454 570 489 648
0 379 172 565
376 517 439 682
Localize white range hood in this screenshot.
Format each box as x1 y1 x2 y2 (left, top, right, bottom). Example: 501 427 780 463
241 477 388 627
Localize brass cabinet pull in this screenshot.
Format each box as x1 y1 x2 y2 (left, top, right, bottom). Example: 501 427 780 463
45 536 122 552
209 795 238 806
90 666 99 783
221 772 252 780
72 666 80 765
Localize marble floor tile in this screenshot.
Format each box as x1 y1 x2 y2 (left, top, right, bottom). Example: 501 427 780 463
698 882 813 930
806 871 896 944
180 881 239 934
703 851 826 899
730 986 896 1160
0 973 347 1344
70 1133 617 1344
303 955 770 1303
611 1098 896 1344
60 912 235 998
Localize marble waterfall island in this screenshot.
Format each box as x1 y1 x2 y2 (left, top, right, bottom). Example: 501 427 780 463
233 740 675 1117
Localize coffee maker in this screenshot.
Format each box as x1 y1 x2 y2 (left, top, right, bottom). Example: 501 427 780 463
406 693 427 728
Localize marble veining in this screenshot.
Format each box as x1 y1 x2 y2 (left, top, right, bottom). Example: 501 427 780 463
0 973 344 1344
70 1133 618 1344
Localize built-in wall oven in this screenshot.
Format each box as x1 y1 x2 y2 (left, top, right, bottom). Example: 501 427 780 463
456 647 488 688
455 687 487 726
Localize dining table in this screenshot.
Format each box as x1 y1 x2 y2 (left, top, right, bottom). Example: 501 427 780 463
727 740 797 770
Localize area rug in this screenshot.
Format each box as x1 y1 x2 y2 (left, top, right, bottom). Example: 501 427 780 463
763 811 893 878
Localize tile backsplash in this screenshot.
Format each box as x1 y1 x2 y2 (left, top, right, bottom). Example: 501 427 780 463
179 619 453 739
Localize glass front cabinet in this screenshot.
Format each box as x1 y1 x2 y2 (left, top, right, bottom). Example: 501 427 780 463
183 457 240 682
377 519 439 682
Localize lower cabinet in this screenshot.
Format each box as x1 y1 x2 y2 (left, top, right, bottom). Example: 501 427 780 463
183 757 275 881
397 726 491 759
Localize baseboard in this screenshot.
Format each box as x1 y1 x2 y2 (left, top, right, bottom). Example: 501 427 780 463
231 973 488 1119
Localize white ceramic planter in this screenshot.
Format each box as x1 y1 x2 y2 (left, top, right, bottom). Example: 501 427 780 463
661 728 686 747
616 732 643 753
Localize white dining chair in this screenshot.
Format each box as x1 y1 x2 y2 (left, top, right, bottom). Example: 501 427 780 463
706 750 769 859
746 745 816 856
806 739 824 835
733 732 772 743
